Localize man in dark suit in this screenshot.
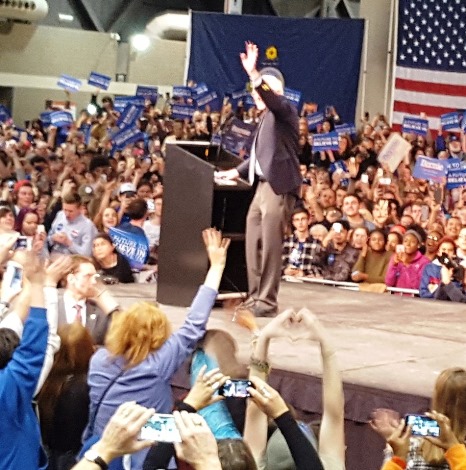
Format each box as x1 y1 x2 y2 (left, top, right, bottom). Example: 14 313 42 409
216 42 300 316
58 255 120 345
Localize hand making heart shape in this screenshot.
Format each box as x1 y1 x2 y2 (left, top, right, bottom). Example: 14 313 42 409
261 307 325 343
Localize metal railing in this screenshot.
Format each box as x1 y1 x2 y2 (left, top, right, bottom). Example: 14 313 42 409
283 276 419 296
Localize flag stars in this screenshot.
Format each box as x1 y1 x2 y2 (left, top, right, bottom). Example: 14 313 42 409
437 58 442 64
413 56 418 62
449 59 455 66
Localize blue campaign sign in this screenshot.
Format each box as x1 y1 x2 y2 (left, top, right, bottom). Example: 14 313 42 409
0 105 11 123
195 90 221 111
462 112 466 132
57 74 82 92
193 82 209 97
136 85 158 102
313 131 340 151
446 158 466 190
329 160 349 187
109 226 149 270
171 104 195 120
172 86 192 98
307 112 324 131
284 87 302 108
401 117 428 136
116 104 144 130
230 89 248 109
335 122 357 136
50 111 74 127
112 126 146 149
114 96 145 113
222 118 255 157
441 112 461 131
88 71 111 90
40 112 52 126
412 156 448 183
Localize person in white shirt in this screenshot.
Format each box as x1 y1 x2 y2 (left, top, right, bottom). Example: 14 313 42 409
57 255 120 345
48 192 98 257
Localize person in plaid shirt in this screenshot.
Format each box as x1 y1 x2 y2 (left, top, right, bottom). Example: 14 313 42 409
282 207 326 278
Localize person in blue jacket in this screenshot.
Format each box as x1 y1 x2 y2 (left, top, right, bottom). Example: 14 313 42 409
419 237 458 298
0 256 49 470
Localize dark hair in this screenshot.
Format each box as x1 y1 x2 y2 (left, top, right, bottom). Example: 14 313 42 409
37 323 94 447
217 439 257 470
126 198 148 220
62 192 82 206
93 233 116 257
406 223 427 244
14 207 39 233
0 328 20 369
389 231 403 244
343 193 361 204
291 207 309 220
369 228 387 244
0 206 13 220
336 219 351 232
89 156 110 174
137 180 153 191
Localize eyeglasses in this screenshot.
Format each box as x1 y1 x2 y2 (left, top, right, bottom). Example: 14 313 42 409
427 235 439 241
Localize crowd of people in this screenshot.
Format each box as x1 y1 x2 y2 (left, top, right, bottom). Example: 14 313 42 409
0 70 466 470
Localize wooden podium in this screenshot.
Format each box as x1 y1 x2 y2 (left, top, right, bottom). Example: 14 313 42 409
157 142 253 307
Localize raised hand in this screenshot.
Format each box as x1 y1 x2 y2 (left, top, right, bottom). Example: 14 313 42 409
173 411 221 470
261 308 301 339
424 410 459 450
247 376 289 419
387 420 411 459
240 42 259 77
369 408 401 441
202 228 230 268
184 365 229 411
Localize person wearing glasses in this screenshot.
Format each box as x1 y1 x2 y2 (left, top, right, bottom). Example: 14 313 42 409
56 255 120 345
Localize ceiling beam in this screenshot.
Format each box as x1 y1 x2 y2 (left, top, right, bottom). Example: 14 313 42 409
69 0 105 32
106 0 134 32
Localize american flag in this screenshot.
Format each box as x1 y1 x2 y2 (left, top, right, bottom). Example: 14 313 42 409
391 0 466 134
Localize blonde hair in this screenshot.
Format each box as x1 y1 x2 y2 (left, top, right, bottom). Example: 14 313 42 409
421 367 466 463
105 301 171 367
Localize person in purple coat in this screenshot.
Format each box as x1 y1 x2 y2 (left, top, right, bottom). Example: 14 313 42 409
84 228 230 470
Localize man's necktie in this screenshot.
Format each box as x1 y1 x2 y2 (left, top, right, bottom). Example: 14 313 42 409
73 304 83 323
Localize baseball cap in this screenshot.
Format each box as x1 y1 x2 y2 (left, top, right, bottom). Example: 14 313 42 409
447 134 459 143
260 67 285 87
119 182 137 195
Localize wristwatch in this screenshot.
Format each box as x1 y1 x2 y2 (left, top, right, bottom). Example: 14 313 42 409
83 449 109 470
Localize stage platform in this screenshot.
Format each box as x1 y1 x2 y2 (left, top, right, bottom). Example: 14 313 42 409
110 281 466 470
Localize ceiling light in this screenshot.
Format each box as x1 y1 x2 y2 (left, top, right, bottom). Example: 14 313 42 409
130 34 150 52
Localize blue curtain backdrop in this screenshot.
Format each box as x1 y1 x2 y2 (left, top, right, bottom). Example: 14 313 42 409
187 12 365 123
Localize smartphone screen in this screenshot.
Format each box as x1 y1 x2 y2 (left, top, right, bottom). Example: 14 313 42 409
139 414 181 443
218 379 253 398
15 236 31 250
405 414 440 437
4 261 23 295
396 244 405 254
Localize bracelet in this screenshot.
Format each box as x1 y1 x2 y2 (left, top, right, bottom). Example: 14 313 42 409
249 355 271 375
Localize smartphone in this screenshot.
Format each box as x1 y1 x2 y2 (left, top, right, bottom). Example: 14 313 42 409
396 244 405 254
361 174 369 184
405 414 440 437
3 261 23 295
146 199 155 211
379 177 392 185
15 236 30 250
333 222 342 233
421 205 429 222
37 224 46 235
139 413 181 443
218 379 253 398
